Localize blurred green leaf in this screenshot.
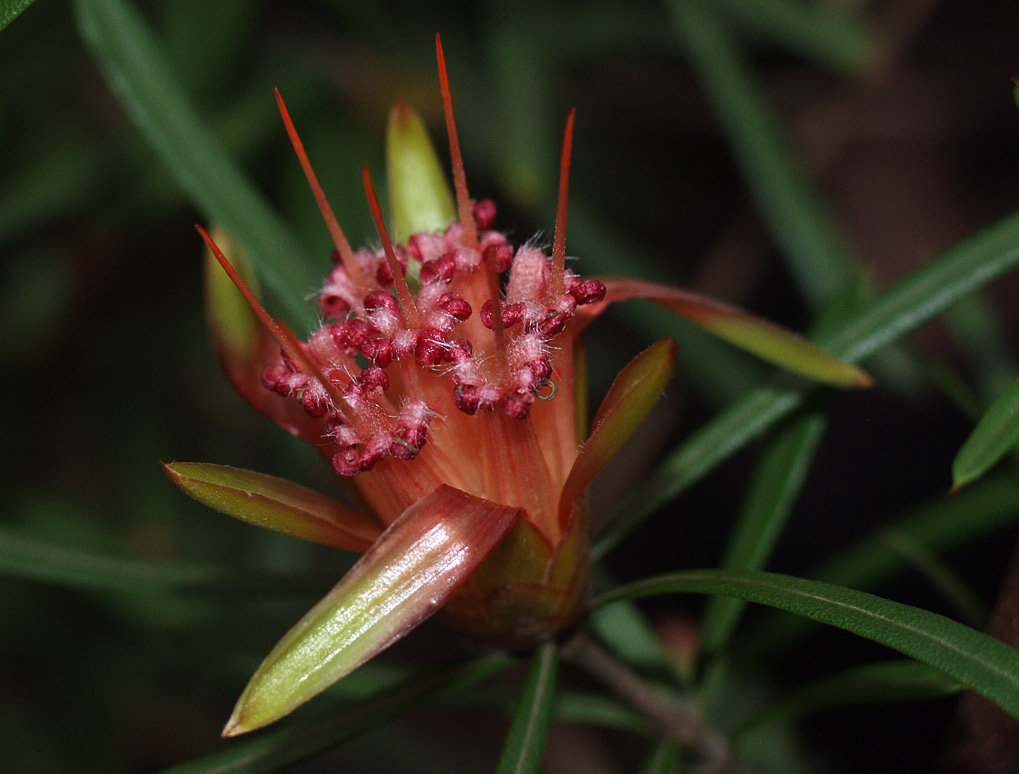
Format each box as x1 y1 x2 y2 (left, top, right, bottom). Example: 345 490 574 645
74 0 317 325
553 691 651 736
699 408 827 655
0 0 35 31
952 374 1019 491
708 0 878 77
737 660 961 737
668 0 857 308
638 740 683 774
495 641 558 774
595 204 1019 558
159 653 513 774
596 569 1019 720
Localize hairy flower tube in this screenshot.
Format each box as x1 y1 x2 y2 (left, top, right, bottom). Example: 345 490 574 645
165 35 871 736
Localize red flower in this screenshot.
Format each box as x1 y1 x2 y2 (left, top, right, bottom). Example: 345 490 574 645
166 35 870 736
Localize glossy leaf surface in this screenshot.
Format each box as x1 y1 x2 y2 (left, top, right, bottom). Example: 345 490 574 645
225 485 520 735
164 462 381 552
597 569 1019 719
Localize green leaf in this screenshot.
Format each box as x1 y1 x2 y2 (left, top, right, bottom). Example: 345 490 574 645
737 660 961 737
74 0 316 325
552 691 651 736
699 409 827 655
159 653 513 774
638 740 683 774
386 100 457 242
595 569 1019 720
748 474 1019 659
952 373 1019 491
0 524 320 595
163 462 381 552
599 277 872 387
667 0 857 308
225 485 520 735
495 642 559 774
558 339 677 519
594 203 1019 559
708 0 878 77
0 0 35 31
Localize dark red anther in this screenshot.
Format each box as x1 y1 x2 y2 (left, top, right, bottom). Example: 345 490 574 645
329 248 343 265
439 293 472 321
332 448 362 477
483 243 514 273
361 336 393 367
415 328 450 367
539 311 568 337
364 289 398 312
480 299 495 329
329 319 369 352
526 358 553 384
390 425 426 460
472 198 497 231
454 383 481 414
501 302 524 328
301 385 328 417
420 253 456 284
569 279 606 305
499 391 532 419
358 365 389 395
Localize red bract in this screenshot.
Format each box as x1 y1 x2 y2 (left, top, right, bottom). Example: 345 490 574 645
167 34 871 736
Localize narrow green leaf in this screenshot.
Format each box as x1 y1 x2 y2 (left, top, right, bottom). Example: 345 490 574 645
558 339 677 519
74 0 316 325
495 642 559 774
160 653 513 774
668 0 857 308
553 691 651 736
163 462 381 552
0 0 35 31
596 569 1019 720
0 525 320 595
737 660 961 737
699 409 827 655
386 100 457 242
599 278 872 387
638 740 683 774
952 373 1019 491
748 474 1019 659
709 0 878 77
594 204 1019 559
226 485 520 735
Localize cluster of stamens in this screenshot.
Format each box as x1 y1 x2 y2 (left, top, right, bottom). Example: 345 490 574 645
260 200 604 476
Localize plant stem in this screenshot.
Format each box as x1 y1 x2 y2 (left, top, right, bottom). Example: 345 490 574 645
562 631 744 774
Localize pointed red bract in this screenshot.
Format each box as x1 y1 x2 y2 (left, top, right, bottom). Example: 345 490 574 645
558 339 677 522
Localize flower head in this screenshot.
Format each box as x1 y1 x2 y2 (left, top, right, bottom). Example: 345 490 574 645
167 34 871 737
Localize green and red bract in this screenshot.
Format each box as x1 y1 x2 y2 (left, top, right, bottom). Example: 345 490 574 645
166 34 871 736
